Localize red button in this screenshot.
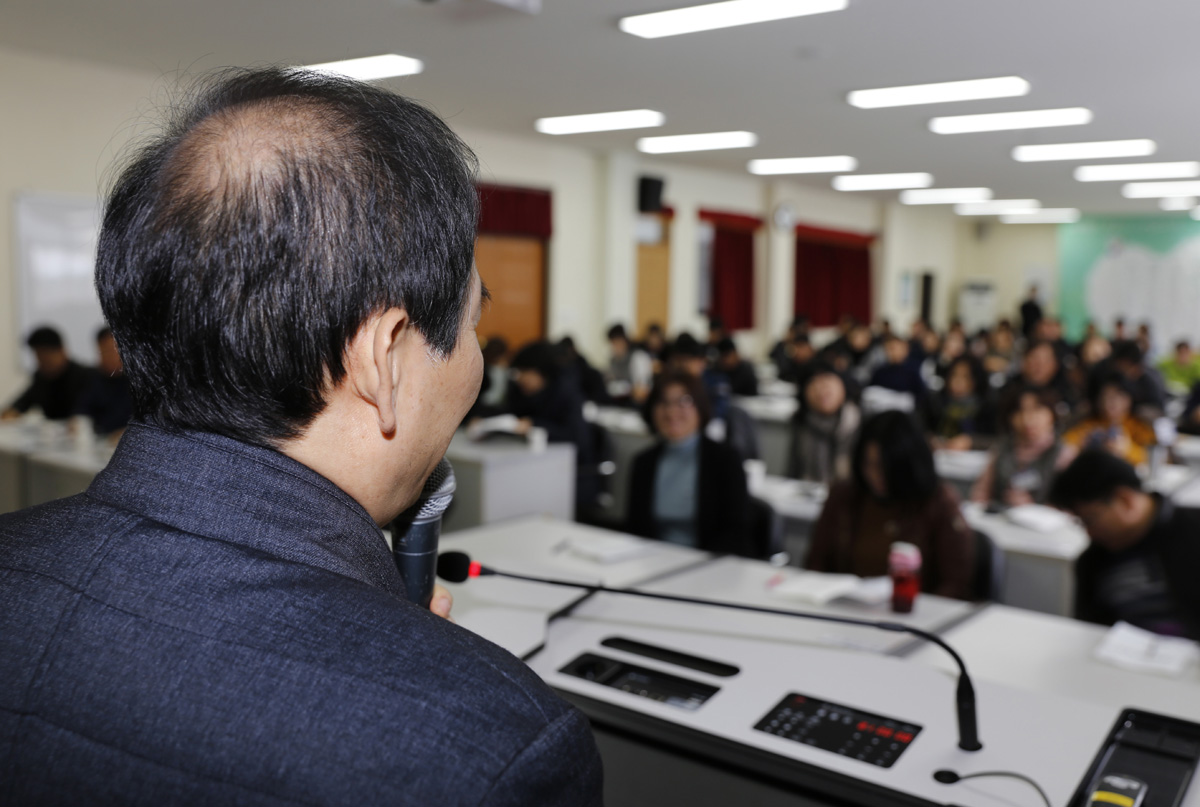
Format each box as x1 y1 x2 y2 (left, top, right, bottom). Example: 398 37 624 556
876 727 894 738
895 732 913 743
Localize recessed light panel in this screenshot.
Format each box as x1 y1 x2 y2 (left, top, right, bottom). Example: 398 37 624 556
832 173 933 191
305 54 424 81
848 77 1029 109
535 109 665 135
1122 181 1200 199
637 131 758 154
900 188 992 205
1160 197 1198 211
619 0 848 39
930 108 1092 135
1000 209 1081 224
1013 139 1157 162
1074 162 1200 182
955 200 1041 216
748 156 857 175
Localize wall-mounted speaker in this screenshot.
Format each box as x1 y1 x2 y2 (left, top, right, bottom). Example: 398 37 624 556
638 176 665 213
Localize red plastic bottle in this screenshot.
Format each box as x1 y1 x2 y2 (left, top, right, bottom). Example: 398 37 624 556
888 542 922 614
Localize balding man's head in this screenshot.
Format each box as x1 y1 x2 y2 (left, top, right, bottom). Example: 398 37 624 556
96 68 479 446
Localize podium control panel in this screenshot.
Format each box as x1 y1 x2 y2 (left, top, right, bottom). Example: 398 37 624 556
755 692 922 769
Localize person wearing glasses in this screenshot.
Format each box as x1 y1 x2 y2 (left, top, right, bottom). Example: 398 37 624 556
625 371 754 556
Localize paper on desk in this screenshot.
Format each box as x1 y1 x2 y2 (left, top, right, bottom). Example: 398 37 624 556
770 572 889 606
1005 503 1073 532
1094 621 1200 677
566 533 653 564
466 414 522 441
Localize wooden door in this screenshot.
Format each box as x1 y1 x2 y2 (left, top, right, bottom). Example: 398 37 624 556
636 214 670 336
474 234 546 350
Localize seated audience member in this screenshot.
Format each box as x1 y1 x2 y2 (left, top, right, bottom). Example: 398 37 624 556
868 334 927 404
672 333 760 460
715 337 759 397
777 334 817 385
927 356 996 450
983 326 1017 376
705 316 728 356
844 322 883 385
1004 339 1077 412
1110 340 1166 419
640 323 668 372
932 329 968 382
1135 322 1157 362
1035 317 1075 369
1049 450 1200 639
806 411 976 600
788 364 861 483
768 316 808 370
1177 380 1200 436
971 387 1075 508
1111 317 1132 351
74 326 133 436
626 372 754 556
1158 340 1200 396
2 326 97 421
506 341 590 459
472 335 510 414
556 336 607 404
1063 372 1156 466
604 323 653 405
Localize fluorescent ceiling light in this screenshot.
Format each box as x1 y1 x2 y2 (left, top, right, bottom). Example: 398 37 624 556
1160 197 1198 211
305 54 423 81
930 107 1092 135
637 131 758 154
1000 209 1081 224
955 200 1041 216
1122 180 1200 199
1074 161 1200 182
748 155 857 175
848 76 1030 110
619 0 848 39
832 173 933 191
535 109 665 135
900 188 992 205
1013 139 1157 162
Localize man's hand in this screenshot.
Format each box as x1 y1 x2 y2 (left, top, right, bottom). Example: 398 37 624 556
430 584 454 622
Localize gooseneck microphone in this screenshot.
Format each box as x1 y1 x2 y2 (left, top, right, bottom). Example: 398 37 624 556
390 459 455 608
438 550 983 752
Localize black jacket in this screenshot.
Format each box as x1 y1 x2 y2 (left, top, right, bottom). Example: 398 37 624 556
626 436 755 557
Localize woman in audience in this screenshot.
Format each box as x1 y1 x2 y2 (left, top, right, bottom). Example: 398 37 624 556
971 387 1075 507
788 364 861 483
927 356 996 450
1063 371 1156 466
805 411 975 600
626 372 754 556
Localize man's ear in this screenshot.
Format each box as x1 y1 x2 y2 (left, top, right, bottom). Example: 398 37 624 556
355 307 411 436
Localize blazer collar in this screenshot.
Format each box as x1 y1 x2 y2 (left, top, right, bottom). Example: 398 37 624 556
87 422 405 596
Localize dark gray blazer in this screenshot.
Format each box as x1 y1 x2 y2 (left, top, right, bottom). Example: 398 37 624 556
0 423 602 806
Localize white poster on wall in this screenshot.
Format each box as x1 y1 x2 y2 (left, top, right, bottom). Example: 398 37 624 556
14 193 104 370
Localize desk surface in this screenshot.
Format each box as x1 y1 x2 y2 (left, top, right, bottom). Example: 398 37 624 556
904 603 1200 723
636 555 981 655
445 430 576 464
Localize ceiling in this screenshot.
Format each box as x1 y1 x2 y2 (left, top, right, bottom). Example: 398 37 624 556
4 0 1199 214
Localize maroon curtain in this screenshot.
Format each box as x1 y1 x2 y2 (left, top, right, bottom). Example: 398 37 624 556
794 235 872 327
476 183 552 239
711 227 755 330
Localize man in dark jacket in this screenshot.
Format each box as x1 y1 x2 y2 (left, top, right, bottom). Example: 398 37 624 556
1049 450 1200 639
2 326 96 420
0 68 602 806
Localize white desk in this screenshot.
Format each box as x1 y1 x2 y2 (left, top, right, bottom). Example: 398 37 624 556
442 431 575 532
634 555 981 656
439 515 711 658
733 394 796 476
905 604 1200 723
26 443 115 507
526 593 1150 807
584 405 654 524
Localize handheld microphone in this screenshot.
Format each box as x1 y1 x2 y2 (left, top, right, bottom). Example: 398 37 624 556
438 550 983 752
390 459 455 608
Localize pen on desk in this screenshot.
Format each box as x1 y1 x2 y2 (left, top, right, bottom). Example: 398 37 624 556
765 572 786 590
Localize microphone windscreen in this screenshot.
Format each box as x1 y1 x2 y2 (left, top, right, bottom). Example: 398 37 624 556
399 458 457 525
437 551 472 583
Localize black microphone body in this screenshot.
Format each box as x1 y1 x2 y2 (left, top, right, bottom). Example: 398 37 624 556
438 551 983 751
391 459 456 608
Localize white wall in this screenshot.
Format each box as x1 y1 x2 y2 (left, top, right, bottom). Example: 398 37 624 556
877 203 959 331
0 47 162 404
954 220 1059 326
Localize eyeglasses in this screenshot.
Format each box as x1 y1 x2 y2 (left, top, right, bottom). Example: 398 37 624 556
655 394 695 410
